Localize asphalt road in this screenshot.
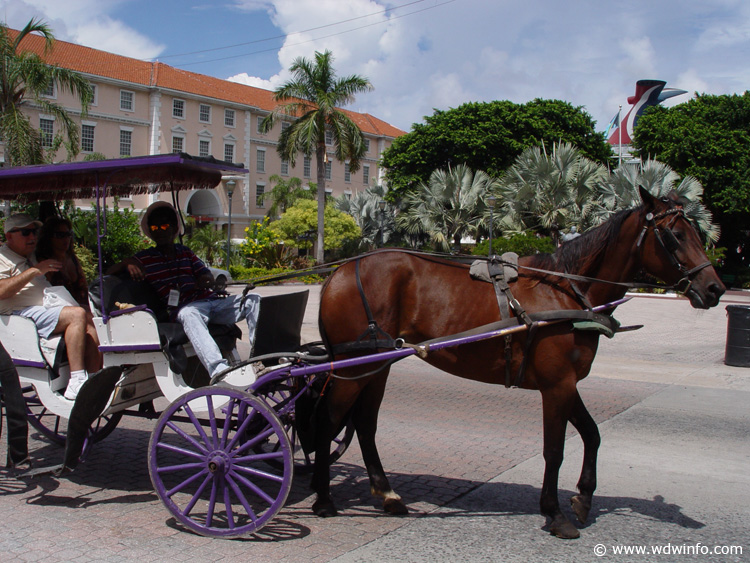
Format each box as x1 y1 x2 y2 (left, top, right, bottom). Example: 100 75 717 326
1 285 748 562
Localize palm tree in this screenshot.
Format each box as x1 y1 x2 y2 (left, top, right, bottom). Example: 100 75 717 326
496 142 609 240
599 159 719 241
261 50 373 262
261 175 315 219
185 224 226 266
0 19 93 165
398 164 496 253
335 184 395 249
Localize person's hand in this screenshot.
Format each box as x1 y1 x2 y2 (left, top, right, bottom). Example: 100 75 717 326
35 259 63 276
125 260 146 281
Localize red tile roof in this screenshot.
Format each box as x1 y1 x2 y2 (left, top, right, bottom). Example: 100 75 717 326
11 28 406 138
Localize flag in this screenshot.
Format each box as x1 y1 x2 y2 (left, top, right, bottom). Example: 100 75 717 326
604 111 620 138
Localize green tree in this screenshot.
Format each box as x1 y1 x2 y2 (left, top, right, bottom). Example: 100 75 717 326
397 164 497 252
495 142 609 240
185 224 226 266
632 92 750 262
70 205 149 270
260 50 373 263
0 19 93 165
261 175 315 218
381 99 612 200
270 199 360 253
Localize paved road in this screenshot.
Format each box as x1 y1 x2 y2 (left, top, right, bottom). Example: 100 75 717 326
1 286 749 562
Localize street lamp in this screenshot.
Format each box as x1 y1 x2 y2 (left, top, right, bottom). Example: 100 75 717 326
378 200 386 248
225 179 235 269
487 195 497 257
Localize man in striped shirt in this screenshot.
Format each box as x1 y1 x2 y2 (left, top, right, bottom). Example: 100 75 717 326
109 202 260 378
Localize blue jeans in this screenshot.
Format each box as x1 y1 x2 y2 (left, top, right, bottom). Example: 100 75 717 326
176 293 260 378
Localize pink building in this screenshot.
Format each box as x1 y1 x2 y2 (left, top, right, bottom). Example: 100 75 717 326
7 30 405 240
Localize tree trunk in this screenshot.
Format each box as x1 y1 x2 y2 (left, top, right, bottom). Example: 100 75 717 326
315 144 327 263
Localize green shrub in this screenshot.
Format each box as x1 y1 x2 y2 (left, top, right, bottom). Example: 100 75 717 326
472 233 555 257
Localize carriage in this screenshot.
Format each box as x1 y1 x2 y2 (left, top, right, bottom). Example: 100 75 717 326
0 154 724 540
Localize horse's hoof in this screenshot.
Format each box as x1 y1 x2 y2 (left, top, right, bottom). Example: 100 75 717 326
383 497 409 515
312 498 338 518
549 516 580 539
570 494 591 524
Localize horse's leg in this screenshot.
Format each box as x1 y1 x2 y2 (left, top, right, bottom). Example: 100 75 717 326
352 368 408 515
568 391 600 525
540 383 580 539
311 376 360 517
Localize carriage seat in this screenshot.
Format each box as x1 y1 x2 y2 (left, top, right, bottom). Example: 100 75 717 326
89 275 241 374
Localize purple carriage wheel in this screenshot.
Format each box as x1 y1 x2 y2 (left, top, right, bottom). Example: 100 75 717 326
148 386 293 538
22 385 122 451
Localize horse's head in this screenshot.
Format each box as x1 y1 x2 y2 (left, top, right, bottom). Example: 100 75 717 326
637 187 725 309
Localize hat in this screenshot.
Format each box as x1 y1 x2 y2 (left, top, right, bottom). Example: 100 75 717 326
4 213 43 234
141 201 183 236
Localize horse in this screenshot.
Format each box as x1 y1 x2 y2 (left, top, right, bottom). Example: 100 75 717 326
314 187 725 539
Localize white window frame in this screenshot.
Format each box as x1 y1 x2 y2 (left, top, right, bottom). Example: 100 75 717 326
172 135 185 154
303 156 311 178
81 122 95 153
88 83 98 107
199 139 211 157
280 159 289 176
39 116 54 148
119 127 133 156
325 161 332 180
363 164 370 185
120 90 135 112
173 98 186 119
224 143 235 163
199 103 211 123
224 108 235 127
41 80 55 98
344 162 351 183
256 148 266 173
256 183 266 208
325 129 333 146
364 138 371 152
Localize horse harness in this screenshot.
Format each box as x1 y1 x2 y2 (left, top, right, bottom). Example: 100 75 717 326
335 251 619 388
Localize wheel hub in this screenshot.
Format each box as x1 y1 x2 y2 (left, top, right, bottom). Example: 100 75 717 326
207 451 231 475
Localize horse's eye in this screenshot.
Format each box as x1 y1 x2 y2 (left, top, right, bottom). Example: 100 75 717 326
673 231 685 241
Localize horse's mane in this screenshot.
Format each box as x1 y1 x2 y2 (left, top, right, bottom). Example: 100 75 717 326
528 206 641 275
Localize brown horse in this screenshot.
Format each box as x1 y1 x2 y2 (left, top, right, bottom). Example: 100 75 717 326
314 188 724 538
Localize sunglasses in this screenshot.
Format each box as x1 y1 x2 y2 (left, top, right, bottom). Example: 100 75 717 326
149 223 172 232
10 227 38 237
53 231 73 239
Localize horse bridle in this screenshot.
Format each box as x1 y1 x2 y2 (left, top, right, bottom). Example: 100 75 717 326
636 207 712 293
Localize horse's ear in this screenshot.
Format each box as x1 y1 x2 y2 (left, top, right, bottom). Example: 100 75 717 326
639 186 657 210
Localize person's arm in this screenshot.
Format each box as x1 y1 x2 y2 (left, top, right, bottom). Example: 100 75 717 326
106 257 145 280
185 247 214 290
0 259 61 300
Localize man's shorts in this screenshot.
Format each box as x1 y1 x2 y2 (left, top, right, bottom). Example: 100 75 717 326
15 305 64 339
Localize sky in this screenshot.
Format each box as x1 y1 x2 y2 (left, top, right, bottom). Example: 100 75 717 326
2 0 749 133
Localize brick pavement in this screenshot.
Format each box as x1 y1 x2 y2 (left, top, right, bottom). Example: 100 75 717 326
0 287 744 562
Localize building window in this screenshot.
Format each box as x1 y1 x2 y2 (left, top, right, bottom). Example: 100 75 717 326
89 84 98 106
173 99 185 119
344 162 351 183
256 184 265 208
281 159 289 176
256 149 265 173
364 138 370 152
42 80 55 98
199 139 210 157
81 124 95 152
325 129 333 146
39 118 54 148
224 143 234 163
281 122 290 134
257 116 264 134
172 136 184 153
325 161 332 180
119 129 132 156
224 108 235 127
363 164 370 185
120 90 134 111
199 104 211 123
303 156 311 178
